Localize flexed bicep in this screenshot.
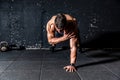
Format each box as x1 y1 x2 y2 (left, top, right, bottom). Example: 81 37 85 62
46 23 55 44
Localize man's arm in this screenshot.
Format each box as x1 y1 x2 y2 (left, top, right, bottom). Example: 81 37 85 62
70 38 77 64
63 37 78 72
63 17 78 72
70 18 78 65
46 23 74 45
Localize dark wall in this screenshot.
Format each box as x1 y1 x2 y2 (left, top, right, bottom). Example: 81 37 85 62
0 0 120 48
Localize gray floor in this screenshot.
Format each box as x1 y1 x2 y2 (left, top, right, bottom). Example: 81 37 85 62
0 49 120 80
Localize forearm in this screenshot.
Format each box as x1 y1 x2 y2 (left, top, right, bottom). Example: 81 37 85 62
49 36 67 45
70 47 77 64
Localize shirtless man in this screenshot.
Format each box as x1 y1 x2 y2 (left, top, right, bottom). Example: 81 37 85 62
46 13 79 72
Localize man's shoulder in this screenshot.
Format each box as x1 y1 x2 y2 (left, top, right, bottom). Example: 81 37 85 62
47 21 55 31
64 14 76 21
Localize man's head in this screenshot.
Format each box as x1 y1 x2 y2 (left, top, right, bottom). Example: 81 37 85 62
55 13 67 30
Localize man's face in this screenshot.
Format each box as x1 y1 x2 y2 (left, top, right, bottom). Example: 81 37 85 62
57 27 64 33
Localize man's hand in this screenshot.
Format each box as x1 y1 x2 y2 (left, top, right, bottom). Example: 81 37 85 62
63 32 75 40
63 65 76 72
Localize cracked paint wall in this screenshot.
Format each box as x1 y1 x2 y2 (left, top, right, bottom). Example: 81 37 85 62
0 0 120 48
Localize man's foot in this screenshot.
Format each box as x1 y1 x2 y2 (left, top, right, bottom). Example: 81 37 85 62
49 46 55 52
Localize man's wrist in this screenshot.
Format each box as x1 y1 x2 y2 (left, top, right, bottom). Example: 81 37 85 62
70 63 75 66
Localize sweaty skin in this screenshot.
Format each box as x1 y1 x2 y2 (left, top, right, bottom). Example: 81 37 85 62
46 14 79 72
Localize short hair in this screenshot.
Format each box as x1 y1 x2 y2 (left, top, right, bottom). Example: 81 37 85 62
55 13 67 29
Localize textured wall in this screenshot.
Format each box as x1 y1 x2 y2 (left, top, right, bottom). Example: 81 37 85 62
0 0 120 48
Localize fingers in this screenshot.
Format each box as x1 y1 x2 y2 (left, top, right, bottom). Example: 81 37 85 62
63 66 76 72
70 34 75 38
66 68 69 72
69 68 74 72
63 66 69 72
69 67 76 72
63 32 76 40
63 66 67 70
65 33 75 39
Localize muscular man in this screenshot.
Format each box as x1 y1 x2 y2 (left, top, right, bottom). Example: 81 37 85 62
46 13 79 72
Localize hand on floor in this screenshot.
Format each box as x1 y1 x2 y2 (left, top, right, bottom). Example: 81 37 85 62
63 65 76 72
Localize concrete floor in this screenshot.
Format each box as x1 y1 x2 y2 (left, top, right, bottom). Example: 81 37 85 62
0 49 120 80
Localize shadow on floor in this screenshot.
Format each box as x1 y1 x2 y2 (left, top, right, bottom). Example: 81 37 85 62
49 46 70 52
76 58 119 68
76 48 120 68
